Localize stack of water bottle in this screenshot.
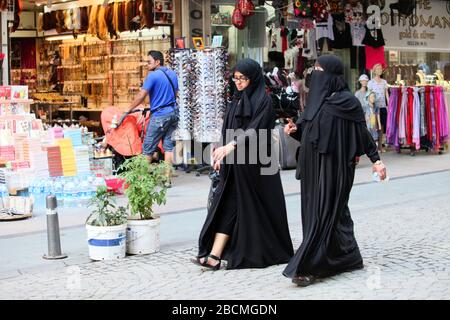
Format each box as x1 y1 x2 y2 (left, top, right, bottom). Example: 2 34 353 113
29 175 107 213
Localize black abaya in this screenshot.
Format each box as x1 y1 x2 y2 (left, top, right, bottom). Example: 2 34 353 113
197 59 294 269
283 55 380 279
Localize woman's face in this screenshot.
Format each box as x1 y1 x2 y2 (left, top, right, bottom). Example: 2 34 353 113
374 65 383 76
314 61 324 72
233 71 250 91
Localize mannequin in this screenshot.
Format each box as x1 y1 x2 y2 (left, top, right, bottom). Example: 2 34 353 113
368 63 389 152
435 69 444 81
416 69 426 85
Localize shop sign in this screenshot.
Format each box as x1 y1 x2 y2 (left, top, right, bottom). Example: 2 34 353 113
380 0 450 51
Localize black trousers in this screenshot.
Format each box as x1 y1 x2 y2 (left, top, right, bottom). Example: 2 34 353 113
215 169 238 236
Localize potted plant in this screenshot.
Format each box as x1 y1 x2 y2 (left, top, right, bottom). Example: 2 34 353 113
119 154 170 255
85 186 128 260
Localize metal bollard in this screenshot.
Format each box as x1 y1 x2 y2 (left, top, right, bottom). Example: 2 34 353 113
43 195 67 260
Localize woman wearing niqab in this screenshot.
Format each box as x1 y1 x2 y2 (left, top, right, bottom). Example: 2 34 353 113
192 58 294 270
283 55 387 286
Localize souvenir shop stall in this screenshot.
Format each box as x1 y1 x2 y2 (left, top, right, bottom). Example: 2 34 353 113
0 84 115 220
215 0 377 92
10 0 175 137
169 47 229 172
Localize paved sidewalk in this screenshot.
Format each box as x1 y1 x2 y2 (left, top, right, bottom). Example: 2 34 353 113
1 150 449 237
0 170 449 300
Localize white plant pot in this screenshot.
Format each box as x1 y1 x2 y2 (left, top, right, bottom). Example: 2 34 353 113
126 218 160 255
86 224 127 260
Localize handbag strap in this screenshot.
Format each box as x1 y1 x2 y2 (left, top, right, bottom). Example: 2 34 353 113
159 68 177 100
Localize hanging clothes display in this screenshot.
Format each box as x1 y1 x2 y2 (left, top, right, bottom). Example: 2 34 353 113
331 14 352 49
386 85 449 151
169 48 228 144
362 25 386 70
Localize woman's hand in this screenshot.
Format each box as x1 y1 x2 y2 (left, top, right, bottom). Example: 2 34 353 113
212 143 235 169
284 118 297 135
213 161 221 172
372 160 387 180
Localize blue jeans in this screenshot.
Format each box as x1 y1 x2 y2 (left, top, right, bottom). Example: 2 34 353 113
143 109 179 155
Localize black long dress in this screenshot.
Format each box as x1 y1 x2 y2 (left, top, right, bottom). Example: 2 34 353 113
283 90 380 279
197 93 294 270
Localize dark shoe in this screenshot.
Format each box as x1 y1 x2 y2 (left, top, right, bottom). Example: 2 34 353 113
292 275 316 287
190 254 221 271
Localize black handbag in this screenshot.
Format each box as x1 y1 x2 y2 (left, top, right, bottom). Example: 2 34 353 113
207 171 221 211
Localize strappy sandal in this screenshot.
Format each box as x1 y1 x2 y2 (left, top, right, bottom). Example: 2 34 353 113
292 275 316 287
190 254 221 271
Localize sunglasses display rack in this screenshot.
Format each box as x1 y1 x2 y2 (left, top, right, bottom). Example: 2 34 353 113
191 48 228 143
169 49 193 141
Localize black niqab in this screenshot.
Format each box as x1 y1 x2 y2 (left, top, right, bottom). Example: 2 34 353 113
302 55 348 121
283 55 381 280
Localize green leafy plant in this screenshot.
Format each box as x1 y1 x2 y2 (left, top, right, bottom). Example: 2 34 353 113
118 155 170 220
86 186 128 227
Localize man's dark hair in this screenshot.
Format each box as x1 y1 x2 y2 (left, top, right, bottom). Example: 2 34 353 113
148 50 164 66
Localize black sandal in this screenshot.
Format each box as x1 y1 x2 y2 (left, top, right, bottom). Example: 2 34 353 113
292 275 316 287
190 254 221 271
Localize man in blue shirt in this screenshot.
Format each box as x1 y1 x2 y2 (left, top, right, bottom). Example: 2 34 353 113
127 50 179 184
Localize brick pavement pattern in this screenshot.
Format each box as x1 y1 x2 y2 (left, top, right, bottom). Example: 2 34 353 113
1 189 449 300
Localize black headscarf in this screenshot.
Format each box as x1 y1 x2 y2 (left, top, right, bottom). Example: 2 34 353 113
231 58 267 125
303 55 348 121
308 55 366 153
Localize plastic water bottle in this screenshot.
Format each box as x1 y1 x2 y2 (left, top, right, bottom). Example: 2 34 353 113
373 172 390 182
0 184 9 209
79 180 90 207
35 180 44 211
64 179 75 208
93 176 107 192
54 178 64 208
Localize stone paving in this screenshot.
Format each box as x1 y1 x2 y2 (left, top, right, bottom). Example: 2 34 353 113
1 173 449 300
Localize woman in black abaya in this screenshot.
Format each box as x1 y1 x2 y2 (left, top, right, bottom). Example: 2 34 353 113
191 58 294 270
283 55 387 286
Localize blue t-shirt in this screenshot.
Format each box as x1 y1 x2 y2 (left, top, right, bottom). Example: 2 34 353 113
142 67 179 116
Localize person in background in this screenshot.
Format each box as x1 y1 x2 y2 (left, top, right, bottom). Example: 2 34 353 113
368 64 389 153
364 90 381 143
283 55 387 287
126 50 179 187
354 74 370 164
192 58 293 271
355 74 369 106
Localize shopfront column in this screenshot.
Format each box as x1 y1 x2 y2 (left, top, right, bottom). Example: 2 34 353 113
1 11 11 85
181 0 212 47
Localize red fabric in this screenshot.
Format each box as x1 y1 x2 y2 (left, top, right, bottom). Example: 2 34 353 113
238 0 255 16
365 45 386 70
232 6 246 29
433 86 441 150
20 39 36 69
406 87 413 145
425 86 432 141
395 87 402 134
281 27 288 53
